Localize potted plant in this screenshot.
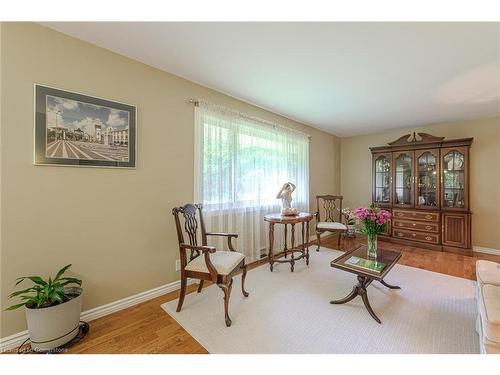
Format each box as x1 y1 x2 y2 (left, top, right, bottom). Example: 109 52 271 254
341 207 357 237
354 205 392 258
7 264 83 352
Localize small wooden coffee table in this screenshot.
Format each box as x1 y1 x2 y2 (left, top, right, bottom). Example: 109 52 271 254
330 244 402 323
264 212 314 272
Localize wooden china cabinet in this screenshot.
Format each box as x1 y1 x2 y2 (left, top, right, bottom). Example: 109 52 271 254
370 133 473 253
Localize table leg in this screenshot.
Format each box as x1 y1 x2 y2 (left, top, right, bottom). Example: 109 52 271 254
359 288 381 324
330 275 382 324
269 223 274 272
379 279 401 289
330 286 358 304
284 224 288 258
301 222 308 266
290 223 295 272
306 220 310 265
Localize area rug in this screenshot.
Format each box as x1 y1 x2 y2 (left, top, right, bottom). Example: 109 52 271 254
161 248 479 353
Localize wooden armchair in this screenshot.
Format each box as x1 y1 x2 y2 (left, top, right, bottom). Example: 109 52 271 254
172 203 249 327
315 195 348 251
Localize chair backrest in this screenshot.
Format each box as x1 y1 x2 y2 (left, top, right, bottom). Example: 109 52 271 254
172 203 208 261
316 195 343 223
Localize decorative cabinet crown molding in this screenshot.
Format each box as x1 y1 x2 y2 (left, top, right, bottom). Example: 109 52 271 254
387 132 445 146
370 132 473 153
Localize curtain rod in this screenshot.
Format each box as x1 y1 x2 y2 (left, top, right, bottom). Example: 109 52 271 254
188 98 312 139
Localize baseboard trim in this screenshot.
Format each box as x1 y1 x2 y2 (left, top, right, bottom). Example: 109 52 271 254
473 246 500 256
0 330 30 353
80 278 195 322
0 278 194 352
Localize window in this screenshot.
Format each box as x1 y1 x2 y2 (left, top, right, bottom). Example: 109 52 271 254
194 101 309 259
194 102 309 212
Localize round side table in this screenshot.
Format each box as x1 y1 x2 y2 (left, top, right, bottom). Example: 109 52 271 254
264 212 314 272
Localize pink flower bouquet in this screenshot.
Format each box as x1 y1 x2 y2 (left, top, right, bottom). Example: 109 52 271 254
354 206 391 229
353 205 392 257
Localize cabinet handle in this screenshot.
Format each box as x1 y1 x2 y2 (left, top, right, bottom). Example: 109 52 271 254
425 236 432 241
425 215 432 219
425 225 432 230
412 233 416 237
412 223 416 226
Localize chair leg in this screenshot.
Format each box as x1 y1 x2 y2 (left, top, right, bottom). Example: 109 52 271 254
241 264 249 297
219 279 233 327
316 232 321 251
197 280 204 293
337 231 342 248
176 277 187 312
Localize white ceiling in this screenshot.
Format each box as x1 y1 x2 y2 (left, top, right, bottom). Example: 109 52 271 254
42 22 500 137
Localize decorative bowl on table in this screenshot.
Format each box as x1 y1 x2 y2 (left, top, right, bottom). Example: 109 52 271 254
282 208 299 216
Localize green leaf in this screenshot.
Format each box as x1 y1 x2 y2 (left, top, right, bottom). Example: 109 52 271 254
58 277 81 282
20 296 37 301
54 264 72 281
53 283 64 293
5 303 27 311
20 296 38 307
48 291 63 304
15 276 47 286
8 287 37 299
58 276 80 281
60 278 82 286
54 294 63 304
37 294 47 308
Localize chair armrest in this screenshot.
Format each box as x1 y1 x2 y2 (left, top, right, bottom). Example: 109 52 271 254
205 232 238 251
206 232 239 238
180 243 216 253
180 243 217 282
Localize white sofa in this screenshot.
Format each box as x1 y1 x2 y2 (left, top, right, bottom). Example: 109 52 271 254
476 260 500 354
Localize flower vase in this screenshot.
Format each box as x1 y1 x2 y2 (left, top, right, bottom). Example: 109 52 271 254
367 233 378 258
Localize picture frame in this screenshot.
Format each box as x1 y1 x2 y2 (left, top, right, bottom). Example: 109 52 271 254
34 84 137 168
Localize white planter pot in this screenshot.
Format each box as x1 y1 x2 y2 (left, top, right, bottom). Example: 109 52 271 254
25 287 82 352
347 224 356 237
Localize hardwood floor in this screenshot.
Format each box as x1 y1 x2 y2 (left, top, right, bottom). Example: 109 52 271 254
69 282 208 354
57 235 500 353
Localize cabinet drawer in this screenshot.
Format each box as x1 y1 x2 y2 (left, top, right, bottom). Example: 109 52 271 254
393 228 440 244
392 209 439 222
392 219 439 233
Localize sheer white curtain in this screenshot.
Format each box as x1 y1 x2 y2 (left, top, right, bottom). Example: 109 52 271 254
194 101 309 261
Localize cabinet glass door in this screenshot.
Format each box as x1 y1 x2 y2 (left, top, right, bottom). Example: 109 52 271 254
416 149 439 208
374 154 391 205
394 152 413 206
442 149 466 209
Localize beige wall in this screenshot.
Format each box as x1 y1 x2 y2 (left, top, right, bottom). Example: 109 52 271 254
0 23 340 338
340 117 500 250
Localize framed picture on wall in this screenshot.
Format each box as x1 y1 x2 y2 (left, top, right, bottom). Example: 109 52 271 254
34 84 137 168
